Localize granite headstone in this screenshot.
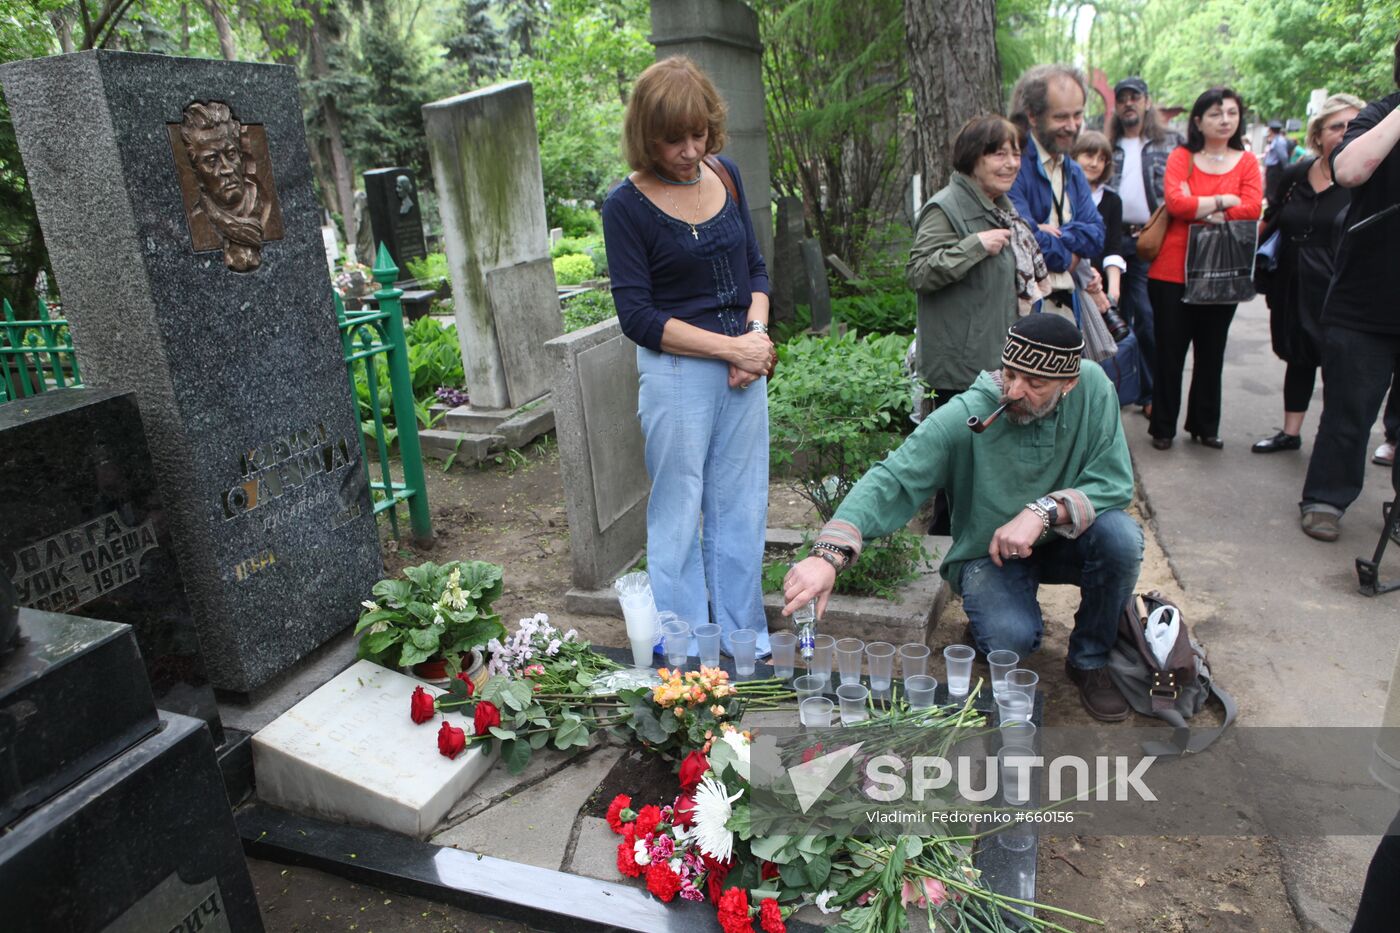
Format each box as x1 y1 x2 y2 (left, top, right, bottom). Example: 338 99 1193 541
0 388 221 741
363 166 427 277
771 195 804 325
800 238 832 330
1 50 383 693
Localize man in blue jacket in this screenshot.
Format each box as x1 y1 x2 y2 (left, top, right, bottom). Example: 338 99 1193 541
1007 64 1104 317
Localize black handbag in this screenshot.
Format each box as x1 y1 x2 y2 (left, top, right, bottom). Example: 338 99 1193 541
1184 219 1259 305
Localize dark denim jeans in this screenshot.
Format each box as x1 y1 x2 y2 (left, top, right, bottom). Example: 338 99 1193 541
1120 242 1155 405
957 510 1143 670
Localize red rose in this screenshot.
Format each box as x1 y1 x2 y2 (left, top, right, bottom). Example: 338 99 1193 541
455 671 476 696
760 861 780 882
645 861 682 902
606 794 634 834
410 686 436 724
437 720 466 759
801 742 824 764
717 887 754 933
703 853 733 906
616 830 642 878
472 700 501 736
634 804 663 838
678 750 709 791
672 793 697 828
759 898 785 933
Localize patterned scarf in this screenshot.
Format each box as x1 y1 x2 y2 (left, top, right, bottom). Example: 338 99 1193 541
991 206 1049 314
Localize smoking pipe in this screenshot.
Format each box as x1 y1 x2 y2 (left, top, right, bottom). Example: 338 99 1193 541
967 401 1010 434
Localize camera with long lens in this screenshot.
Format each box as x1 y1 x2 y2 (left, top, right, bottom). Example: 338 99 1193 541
1102 301 1131 342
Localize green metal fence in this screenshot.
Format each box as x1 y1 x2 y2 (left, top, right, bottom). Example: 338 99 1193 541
0 297 81 404
337 244 434 545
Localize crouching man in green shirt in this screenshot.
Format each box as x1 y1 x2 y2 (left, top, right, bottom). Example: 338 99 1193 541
783 314 1141 721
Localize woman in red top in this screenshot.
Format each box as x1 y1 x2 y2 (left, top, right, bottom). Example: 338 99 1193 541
1147 87 1263 449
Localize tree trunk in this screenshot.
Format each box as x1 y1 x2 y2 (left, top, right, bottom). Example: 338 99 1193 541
180 3 190 54
310 10 356 258
50 12 76 52
199 0 238 60
904 0 1002 194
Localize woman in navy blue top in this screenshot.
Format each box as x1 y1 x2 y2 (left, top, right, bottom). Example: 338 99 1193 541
602 56 773 658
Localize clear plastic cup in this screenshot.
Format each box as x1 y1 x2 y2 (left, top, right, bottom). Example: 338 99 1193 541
731 630 757 676
793 674 828 702
810 634 836 689
835 638 864 685
614 572 658 668
998 720 1037 750
660 614 689 668
904 675 938 709
769 632 798 679
998 745 1038 806
998 822 1036 852
836 683 870 724
943 645 975 699
866 642 895 698
898 643 930 680
800 696 834 728
986 649 1020 699
694 623 722 669
996 691 1032 724
1005 668 1039 704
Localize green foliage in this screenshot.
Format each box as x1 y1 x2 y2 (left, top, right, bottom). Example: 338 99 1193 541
442 0 509 84
830 285 915 336
350 316 464 439
550 235 602 259
768 330 918 522
405 251 450 285
550 202 604 238
553 252 596 286
561 290 617 332
354 560 506 670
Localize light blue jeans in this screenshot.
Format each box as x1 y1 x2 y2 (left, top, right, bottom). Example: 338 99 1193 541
637 347 770 658
957 509 1143 670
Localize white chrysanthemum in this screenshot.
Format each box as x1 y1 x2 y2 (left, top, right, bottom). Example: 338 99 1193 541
814 890 840 914
633 838 651 866
692 774 742 862
361 600 380 611
718 730 751 782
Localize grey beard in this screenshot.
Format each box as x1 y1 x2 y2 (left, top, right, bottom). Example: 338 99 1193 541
1001 393 1062 425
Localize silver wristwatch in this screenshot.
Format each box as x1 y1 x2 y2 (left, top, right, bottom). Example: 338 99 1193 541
1025 496 1057 537
746 321 768 335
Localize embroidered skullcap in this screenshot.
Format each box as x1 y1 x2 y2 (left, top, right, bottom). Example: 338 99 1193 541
1001 314 1083 378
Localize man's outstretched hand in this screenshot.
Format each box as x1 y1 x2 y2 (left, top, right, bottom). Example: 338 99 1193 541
782 555 836 618
987 509 1045 567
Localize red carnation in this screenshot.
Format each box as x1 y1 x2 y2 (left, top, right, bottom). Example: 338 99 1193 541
455 671 476 696
717 887 755 933
672 793 697 828
801 742 824 764
616 829 642 878
634 804 663 838
606 794 634 834
759 898 785 933
678 750 709 791
437 720 466 759
645 861 683 902
410 686 436 724
472 700 501 736
760 861 780 882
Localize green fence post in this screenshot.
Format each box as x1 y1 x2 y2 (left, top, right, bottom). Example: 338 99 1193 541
373 244 435 546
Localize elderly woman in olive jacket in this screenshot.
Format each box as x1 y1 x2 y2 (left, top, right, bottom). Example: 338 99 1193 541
910 115 1045 408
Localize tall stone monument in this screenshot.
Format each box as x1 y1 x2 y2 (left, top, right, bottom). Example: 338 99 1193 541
650 0 773 264
423 81 562 411
1 50 383 694
362 166 427 276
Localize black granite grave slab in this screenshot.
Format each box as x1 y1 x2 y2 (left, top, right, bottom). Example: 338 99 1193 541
364 167 428 274
1 51 384 693
0 608 159 828
0 388 221 740
2 710 262 931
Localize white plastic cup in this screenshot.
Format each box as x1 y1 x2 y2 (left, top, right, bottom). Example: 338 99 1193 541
731 630 758 676
998 745 1038 806
770 632 798 678
613 572 658 668
904 675 938 709
943 645 975 698
835 638 864 685
866 642 895 698
1006 668 1039 704
793 674 827 702
987 649 1020 699
810 634 836 689
800 696 834 728
695 623 722 669
836 683 870 724
899 643 930 680
660 615 689 668
996 692 1032 724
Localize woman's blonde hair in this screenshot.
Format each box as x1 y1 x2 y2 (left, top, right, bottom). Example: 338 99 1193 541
1306 93 1366 153
622 56 727 172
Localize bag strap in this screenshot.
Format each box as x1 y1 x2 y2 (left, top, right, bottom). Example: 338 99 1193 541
703 155 740 205
1140 682 1237 757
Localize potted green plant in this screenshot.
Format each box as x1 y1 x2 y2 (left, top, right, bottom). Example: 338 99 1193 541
355 560 505 686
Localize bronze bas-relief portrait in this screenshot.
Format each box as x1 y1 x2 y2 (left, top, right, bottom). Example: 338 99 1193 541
167 101 284 271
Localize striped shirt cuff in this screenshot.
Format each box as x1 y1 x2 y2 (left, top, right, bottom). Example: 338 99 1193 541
816 519 864 562
1049 488 1095 539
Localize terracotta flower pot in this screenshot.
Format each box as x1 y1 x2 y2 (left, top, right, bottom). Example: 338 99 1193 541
412 649 489 690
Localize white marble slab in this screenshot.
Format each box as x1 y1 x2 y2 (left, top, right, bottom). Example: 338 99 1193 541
252 659 497 839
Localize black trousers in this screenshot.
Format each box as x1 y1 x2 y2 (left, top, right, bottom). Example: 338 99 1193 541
1148 279 1237 440
1351 809 1400 932
1284 360 1318 413
1301 326 1400 511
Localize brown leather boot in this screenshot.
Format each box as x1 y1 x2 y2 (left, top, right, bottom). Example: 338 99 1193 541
1065 662 1129 722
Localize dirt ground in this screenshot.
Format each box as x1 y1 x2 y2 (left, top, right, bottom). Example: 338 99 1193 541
252 442 1304 932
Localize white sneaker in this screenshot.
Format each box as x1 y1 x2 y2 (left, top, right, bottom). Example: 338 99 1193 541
1375 442 1396 467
